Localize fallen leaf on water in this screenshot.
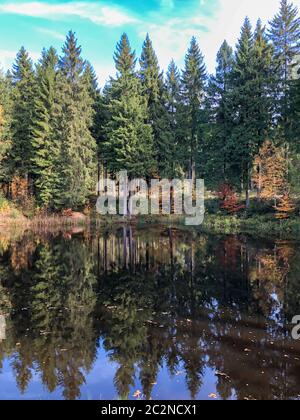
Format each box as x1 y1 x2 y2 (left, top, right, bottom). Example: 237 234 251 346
175 371 184 376
216 371 230 380
133 390 142 398
208 393 217 399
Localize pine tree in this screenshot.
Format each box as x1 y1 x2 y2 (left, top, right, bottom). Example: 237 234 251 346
181 37 207 181
252 20 274 139
229 18 272 206
230 18 255 206
268 0 300 139
139 35 172 177
31 47 60 208
54 31 97 209
10 47 36 180
0 70 12 183
165 60 183 176
205 40 234 187
104 34 155 178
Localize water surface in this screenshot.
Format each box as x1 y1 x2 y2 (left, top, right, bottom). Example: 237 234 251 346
0 226 300 400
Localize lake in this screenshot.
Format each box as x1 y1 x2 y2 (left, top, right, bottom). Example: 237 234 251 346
0 226 300 400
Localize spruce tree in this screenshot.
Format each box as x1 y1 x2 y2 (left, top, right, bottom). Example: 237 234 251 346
268 0 300 139
139 35 172 177
104 34 155 178
54 31 97 209
31 47 60 208
165 60 183 176
10 47 36 180
251 20 274 141
230 18 256 205
181 37 207 181
205 40 234 187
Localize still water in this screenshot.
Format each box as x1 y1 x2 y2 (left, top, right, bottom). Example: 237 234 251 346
0 226 300 400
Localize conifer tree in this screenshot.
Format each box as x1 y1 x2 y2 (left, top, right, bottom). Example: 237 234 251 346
229 18 255 205
104 34 155 178
10 47 36 180
54 31 97 209
268 0 300 139
31 47 59 208
165 60 183 176
205 40 234 186
181 37 207 181
139 35 172 177
229 18 272 206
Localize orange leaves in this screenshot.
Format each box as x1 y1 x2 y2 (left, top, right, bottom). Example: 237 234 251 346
10 176 29 202
252 140 287 201
218 183 245 214
274 193 295 219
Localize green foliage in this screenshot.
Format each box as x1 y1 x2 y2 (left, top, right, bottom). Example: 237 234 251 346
10 47 36 178
31 48 60 208
268 0 300 139
103 34 155 178
139 35 173 177
54 31 97 209
1 1 300 216
181 37 207 178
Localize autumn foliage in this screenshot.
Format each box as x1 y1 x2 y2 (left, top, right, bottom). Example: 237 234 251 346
274 193 295 219
252 140 287 201
218 183 245 214
10 176 29 202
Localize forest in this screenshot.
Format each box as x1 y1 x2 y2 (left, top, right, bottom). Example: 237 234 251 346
0 0 300 224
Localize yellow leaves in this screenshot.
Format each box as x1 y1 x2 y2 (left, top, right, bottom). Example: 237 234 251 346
133 390 142 398
252 140 287 201
274 193 296 219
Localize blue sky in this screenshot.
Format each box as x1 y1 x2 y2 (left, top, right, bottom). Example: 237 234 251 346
0 0 298 86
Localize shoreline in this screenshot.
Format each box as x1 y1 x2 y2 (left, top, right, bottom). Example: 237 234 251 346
1 212 300 240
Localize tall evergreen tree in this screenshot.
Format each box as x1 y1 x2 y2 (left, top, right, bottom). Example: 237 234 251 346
230 18 256 205
104 34 155 178
31 47 60 208
268 0 300 139
54 31 97 209
205 40 234 186
165 60 183 176
251 20 274 140
139 35 172 177
181 37 207 181
10 47 36 180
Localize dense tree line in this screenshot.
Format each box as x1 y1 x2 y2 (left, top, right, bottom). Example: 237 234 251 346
0 0 299 211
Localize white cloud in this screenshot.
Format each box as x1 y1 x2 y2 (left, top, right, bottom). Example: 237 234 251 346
0 49 16 69
36 27 65 41
0 1 138 27
0 48 39 70
139 0 300 74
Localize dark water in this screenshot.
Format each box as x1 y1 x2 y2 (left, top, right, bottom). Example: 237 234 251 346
0 226 300 400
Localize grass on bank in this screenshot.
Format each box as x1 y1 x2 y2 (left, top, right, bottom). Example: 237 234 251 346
1 192 300 239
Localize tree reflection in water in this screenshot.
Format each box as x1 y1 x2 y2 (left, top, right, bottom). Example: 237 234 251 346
0 227 300 400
